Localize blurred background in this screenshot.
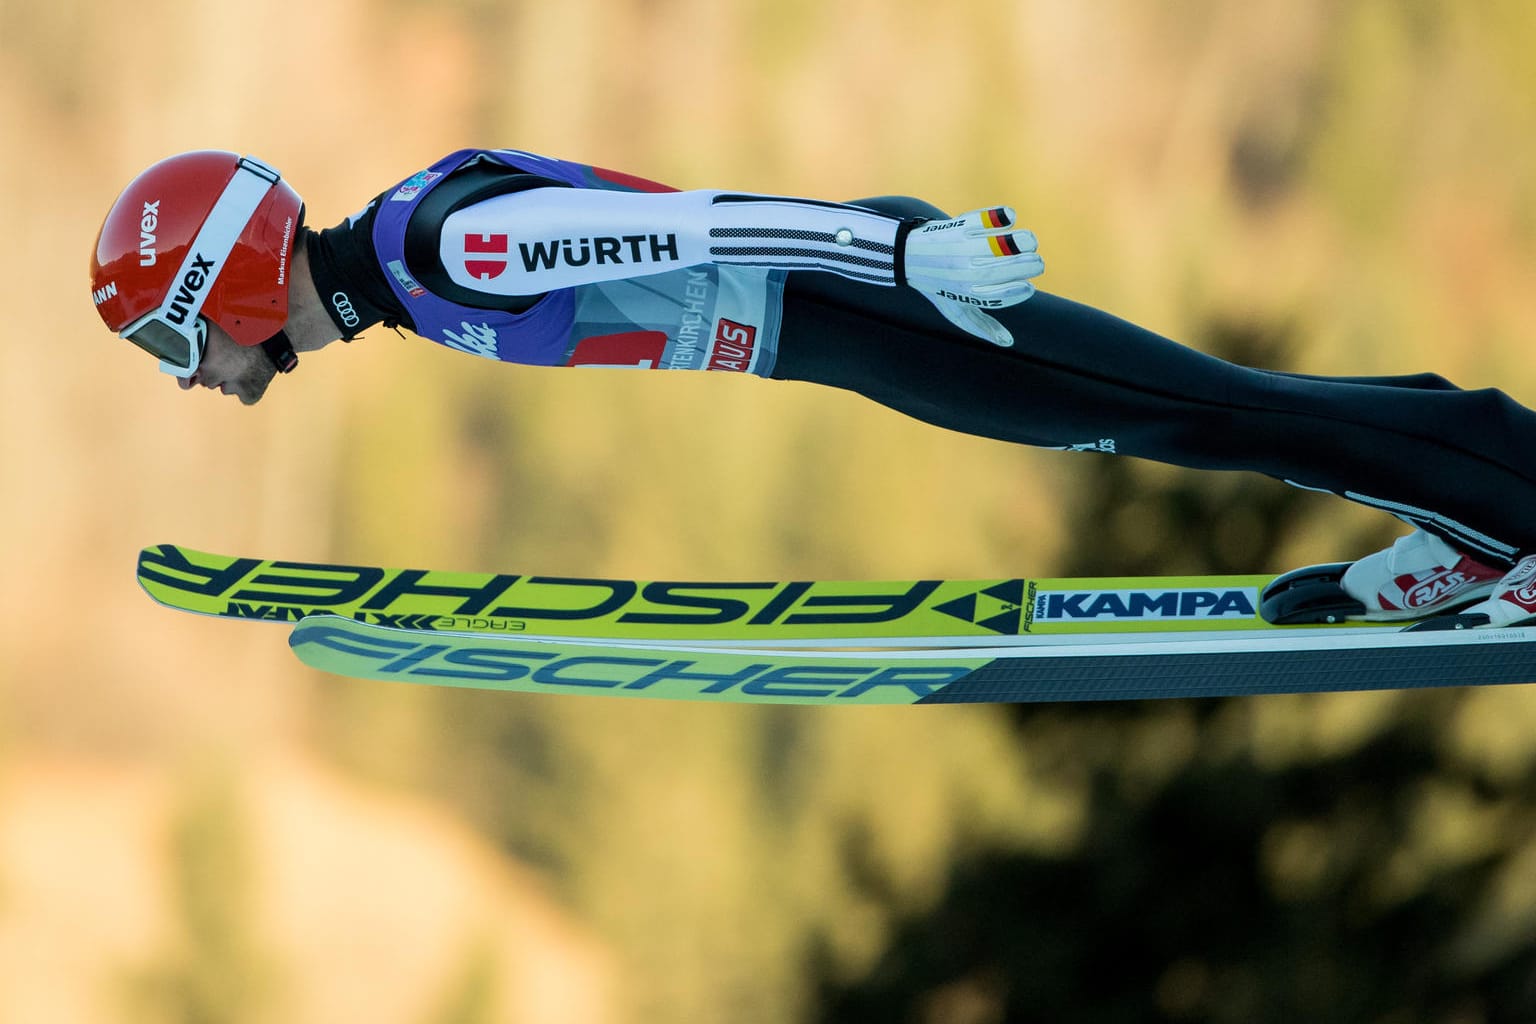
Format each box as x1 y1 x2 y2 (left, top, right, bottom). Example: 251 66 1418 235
4 0 1536 1020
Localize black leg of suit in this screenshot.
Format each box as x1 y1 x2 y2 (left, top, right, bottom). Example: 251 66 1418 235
770 198 1536 564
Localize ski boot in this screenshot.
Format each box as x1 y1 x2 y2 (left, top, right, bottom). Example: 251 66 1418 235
1261 529 1503 625
1408 554 1536 630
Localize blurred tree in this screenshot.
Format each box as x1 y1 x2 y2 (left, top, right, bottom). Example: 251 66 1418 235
123 775 277 1024
810 689 1536 1024
422 939 503 1024
807 319 1536 1022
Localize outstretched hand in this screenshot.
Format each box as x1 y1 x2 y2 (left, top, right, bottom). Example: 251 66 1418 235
901 207 1044 346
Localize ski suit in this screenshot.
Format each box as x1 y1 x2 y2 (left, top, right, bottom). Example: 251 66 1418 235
305 148 1536 565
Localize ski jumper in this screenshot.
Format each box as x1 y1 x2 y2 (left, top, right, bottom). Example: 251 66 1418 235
305 149 1536 566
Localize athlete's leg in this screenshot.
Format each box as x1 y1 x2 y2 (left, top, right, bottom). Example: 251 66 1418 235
772 205 1536 561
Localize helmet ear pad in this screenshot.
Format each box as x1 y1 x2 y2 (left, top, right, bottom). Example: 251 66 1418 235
90 151 303 348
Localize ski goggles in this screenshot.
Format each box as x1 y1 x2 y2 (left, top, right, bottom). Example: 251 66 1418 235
118 156 283 377
121 310 209 377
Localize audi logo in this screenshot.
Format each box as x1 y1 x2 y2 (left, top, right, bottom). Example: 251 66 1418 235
331 291 361 328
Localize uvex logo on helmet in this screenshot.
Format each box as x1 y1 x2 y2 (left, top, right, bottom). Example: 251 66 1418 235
139 201 160 266
164 254 217 325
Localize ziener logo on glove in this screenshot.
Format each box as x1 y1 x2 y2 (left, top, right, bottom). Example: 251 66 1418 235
936 289 1006 308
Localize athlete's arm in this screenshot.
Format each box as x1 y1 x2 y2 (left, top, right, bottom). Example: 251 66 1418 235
438 187 1043 326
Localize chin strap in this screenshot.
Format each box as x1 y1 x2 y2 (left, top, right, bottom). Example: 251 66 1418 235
260 330 298 373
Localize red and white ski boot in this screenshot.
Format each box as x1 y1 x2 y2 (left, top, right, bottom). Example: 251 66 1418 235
1438 555 1536 628
1338 529 1504 621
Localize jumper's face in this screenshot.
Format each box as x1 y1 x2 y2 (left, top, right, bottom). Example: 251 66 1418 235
177 320 277 405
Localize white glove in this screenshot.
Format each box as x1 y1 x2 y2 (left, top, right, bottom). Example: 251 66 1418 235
901 207 1043 347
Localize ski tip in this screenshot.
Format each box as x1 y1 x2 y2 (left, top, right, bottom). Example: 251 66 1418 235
136 542 199 568
135 544 174 591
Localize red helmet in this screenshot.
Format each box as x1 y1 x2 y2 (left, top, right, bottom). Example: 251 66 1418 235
90 151 303 373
